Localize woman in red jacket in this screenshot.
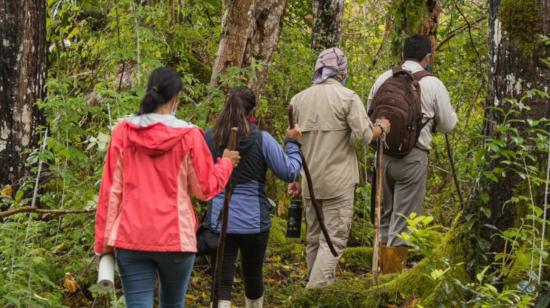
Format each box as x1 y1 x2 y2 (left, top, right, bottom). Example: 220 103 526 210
94 67 240 308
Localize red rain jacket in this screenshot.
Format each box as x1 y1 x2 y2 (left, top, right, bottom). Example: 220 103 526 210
94 114 233 254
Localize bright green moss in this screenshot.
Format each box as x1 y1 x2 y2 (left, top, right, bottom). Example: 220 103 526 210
499 0 541 55
292 217 473 307
340 247 373 271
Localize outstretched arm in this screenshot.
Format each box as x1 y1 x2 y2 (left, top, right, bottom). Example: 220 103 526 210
262 132 302 182
187 129 234 201
347 93 375 145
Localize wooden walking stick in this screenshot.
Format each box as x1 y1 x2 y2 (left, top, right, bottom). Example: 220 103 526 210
212 127 239 308
372 132 386 286
288 105 338 257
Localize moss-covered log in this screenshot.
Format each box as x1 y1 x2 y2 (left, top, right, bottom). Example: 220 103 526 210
340 247 373 272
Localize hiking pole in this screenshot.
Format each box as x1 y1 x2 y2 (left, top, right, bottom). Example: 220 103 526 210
372 132 386 286
288 106 338 257
444 133 464 207
212 127 239 308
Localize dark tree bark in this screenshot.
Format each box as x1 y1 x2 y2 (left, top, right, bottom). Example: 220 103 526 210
391 0 442 59
419 0 443 64
311 0 345 51
209 0 256 87
0 0 47 188
210 0 287 97
477 0 550 254
244 0 287 97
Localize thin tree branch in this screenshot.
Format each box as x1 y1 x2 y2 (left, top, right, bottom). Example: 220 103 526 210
436 15 486 52
369 6 394 71
0 206 94 219
454 4 483 64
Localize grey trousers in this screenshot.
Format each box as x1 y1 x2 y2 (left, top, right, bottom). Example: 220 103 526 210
380 148 429 247
304 187 354 289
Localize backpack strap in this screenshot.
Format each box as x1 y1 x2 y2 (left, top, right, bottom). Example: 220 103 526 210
392 66 414 80
413 70 432 81
391 66 401 75
412 71 432 142
416 116 433 142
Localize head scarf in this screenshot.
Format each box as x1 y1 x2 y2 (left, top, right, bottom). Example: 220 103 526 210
312 47 348 84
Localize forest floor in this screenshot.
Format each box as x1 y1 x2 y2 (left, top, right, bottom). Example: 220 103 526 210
185 217 373 307
70 216 374 308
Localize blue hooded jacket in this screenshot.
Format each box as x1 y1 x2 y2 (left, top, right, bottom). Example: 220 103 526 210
205 124 302 234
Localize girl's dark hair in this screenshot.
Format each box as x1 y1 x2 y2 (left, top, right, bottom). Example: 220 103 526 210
213 86 257 149
138 67 183 115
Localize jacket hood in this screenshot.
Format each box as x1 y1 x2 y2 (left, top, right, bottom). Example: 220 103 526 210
123 114 196 156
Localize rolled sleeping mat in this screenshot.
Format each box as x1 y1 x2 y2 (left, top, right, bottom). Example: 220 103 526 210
97 254 115 290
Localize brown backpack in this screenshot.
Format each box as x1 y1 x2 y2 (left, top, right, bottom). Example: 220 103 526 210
368 67 432 157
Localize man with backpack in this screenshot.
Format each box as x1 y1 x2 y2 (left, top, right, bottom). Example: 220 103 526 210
289 47 390 289
367 35 457 273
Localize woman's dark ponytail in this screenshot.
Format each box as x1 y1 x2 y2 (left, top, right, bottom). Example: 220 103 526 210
138 67 183 115
213 86 257 149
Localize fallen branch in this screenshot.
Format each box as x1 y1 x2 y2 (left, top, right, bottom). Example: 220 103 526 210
0 206 94 219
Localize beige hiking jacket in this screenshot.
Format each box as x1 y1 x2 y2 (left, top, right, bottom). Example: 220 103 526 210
290 78 374 199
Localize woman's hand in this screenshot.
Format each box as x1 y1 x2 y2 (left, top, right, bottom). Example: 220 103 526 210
287 124 302 141
287 181 301 198
223 149 241 167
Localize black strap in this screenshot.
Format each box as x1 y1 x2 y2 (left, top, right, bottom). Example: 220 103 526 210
414 69 437 139
416 116 435 142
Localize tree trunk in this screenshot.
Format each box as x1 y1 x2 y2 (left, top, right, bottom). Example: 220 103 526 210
209 0 256 87
311 0 345 51
391 0 442 58
244 0 287 97
210 0 286 96
479 0 550 254
419 0 443 64
0 0 47 188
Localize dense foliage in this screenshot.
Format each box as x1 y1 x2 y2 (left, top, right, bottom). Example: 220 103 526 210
0 0 548 307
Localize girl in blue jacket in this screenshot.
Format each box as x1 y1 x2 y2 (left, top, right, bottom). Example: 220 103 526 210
205 86 302 308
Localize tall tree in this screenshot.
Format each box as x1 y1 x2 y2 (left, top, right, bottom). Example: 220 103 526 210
311 0 345 51
478 0 550 254
419 0 443 64
0 0 47 188
210 0 256 87
210 0 287 97
391 0 442 59
244 0 287 97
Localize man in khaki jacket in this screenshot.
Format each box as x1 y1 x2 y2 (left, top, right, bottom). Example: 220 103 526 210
289 48 390 288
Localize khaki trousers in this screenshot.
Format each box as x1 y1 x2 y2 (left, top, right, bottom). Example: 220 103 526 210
380 147 429 247
304 187 354 289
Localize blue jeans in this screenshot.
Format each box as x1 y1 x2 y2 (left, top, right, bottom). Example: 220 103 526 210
116 249 196 308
